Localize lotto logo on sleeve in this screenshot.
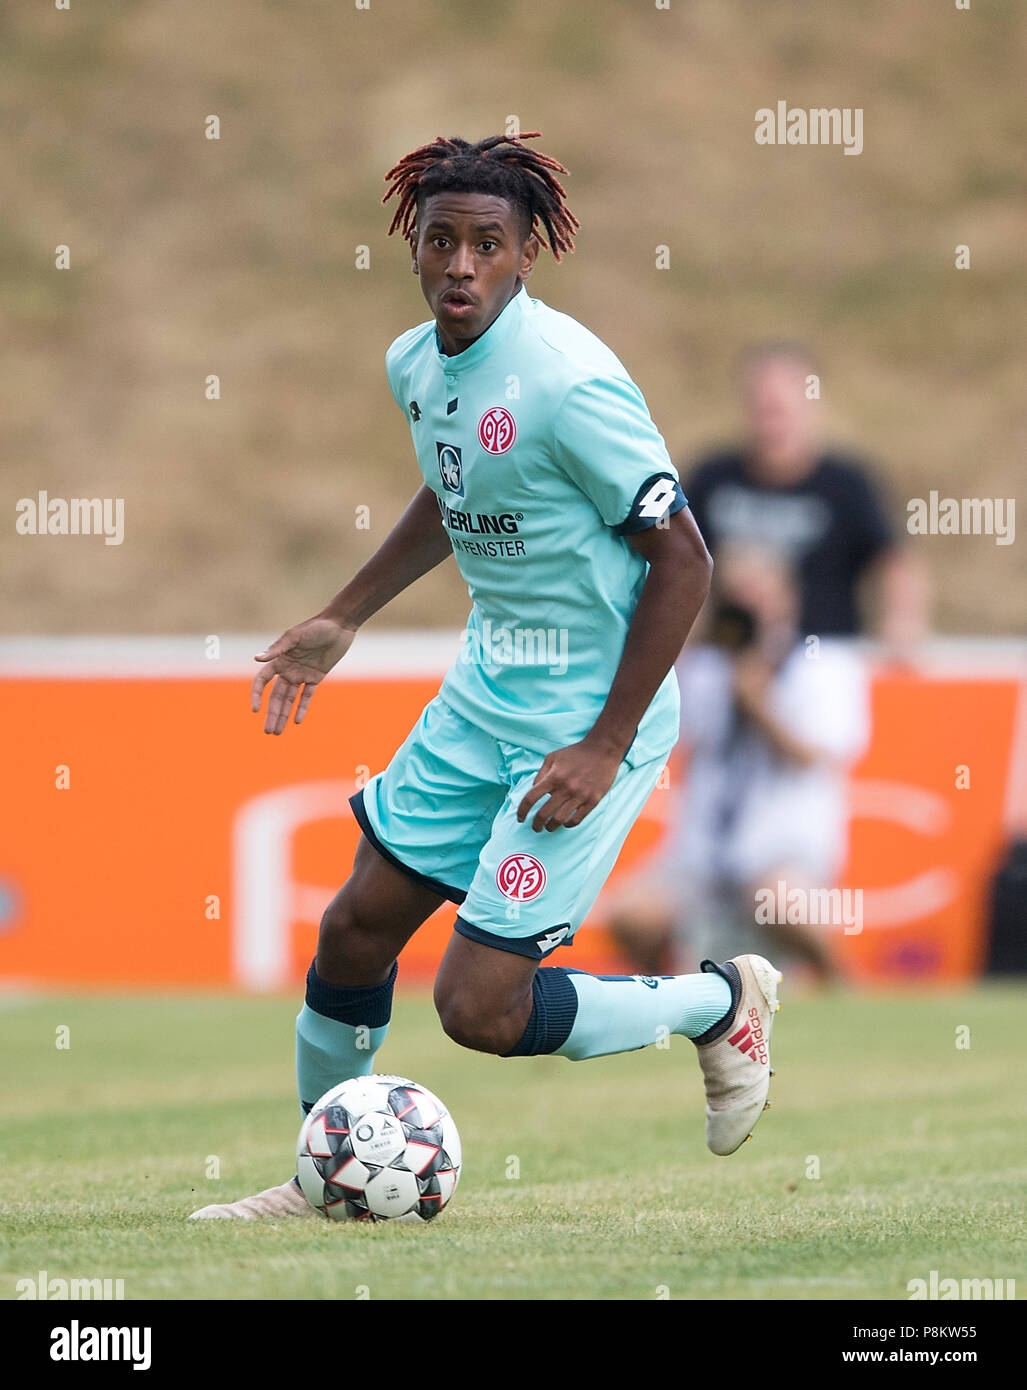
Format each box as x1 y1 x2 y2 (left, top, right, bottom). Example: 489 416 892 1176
478 407 517 454
496 852 546 901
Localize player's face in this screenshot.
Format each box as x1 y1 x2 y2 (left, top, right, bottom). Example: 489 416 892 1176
413 193 538 355
741 358 820 473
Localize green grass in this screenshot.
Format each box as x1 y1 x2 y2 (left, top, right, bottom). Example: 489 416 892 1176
1 987 1024 1300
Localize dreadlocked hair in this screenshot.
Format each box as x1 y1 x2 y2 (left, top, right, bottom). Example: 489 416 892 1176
382 132 579 261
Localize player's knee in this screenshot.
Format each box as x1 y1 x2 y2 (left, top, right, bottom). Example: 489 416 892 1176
318 894 357 946
434 990 521 1056
317 891 387 975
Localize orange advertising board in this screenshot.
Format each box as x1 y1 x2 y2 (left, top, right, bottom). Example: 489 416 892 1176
1 641 1021 989
841 673 1020 981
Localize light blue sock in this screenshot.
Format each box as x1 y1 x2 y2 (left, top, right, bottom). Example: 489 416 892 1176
295 1007 389 1110
555 970 733 1061
296 960 397 1113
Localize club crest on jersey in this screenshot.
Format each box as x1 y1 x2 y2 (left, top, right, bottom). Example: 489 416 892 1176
496 852 546 901
478 406 516 455
436 442 463 496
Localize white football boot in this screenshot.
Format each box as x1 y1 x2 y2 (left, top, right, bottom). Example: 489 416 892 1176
189 1176 315 1220
693 954 782 1156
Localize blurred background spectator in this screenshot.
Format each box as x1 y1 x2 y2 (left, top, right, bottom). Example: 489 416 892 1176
685 342 929 651
608 545 870 984
607 335 926 981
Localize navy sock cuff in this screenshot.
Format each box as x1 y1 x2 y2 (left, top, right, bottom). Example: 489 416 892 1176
502 967 579 1058
691 959 740 1045
304 959 398 1027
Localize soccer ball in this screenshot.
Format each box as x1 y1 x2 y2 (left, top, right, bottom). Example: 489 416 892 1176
296 1074 461 1222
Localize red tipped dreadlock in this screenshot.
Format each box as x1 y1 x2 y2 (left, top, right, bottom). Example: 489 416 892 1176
382 132 579 261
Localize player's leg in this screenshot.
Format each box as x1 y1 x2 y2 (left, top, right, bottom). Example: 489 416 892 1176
189 840 446 1222
295 833 447 1113
441 747 782 1153
435 936 781 1158
433 933 537 1054
441 748 735 1052
295 695 503 1114
190 697 499 1220
434 929 739 1058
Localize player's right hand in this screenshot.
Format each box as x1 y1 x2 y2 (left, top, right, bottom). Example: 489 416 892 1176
250 616 356 735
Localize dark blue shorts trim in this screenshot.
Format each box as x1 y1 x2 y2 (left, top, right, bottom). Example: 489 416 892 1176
454 914 573 960
348 790 467 904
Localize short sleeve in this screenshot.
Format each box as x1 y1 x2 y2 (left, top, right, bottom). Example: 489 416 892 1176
553 375 688 533
384 342 406 413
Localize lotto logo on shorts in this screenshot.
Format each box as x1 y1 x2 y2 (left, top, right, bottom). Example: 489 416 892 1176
496 852 546 901
478 406 516 454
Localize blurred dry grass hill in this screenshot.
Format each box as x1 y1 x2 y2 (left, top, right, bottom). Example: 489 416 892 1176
3 0 1024 635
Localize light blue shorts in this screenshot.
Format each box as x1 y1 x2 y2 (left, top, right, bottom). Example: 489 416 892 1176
349 694 671 960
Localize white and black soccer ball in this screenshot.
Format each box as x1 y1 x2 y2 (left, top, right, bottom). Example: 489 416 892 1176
296 1075 461 1223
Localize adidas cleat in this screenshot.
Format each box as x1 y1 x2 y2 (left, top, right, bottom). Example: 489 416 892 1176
692 954 783 1156
188 1176 315 1220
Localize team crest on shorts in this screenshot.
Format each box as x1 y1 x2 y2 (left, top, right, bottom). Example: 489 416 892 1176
478 406 516 454
496 852 546 901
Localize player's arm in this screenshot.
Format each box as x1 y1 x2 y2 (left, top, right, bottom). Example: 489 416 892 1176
518 506 712 831
252 484 451 735
318 483 453 628
591 505 712 753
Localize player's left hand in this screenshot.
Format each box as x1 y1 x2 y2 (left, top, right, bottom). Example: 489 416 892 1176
516 737 623 832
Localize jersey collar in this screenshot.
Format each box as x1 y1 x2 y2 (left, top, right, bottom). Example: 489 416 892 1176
433 284 526 373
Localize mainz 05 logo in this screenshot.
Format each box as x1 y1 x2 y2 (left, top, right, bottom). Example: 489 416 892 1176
478 407 516 454
496 853 546 901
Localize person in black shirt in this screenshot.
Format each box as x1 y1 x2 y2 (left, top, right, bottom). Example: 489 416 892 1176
685 342 927 643
600 343 929 979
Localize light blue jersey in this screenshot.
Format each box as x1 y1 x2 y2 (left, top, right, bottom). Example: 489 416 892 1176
385 285 687 767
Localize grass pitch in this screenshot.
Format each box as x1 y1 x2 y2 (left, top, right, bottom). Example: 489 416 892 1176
1 985 1024 1301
